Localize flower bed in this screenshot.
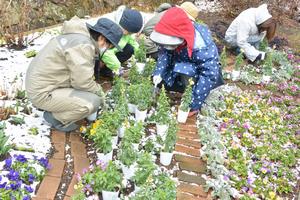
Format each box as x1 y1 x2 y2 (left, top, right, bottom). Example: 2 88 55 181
0 154 49 199
198 76 300 199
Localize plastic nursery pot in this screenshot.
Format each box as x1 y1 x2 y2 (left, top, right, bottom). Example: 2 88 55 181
135 109 147 122
156 124 168 138
118 126 125 138
96 151 113 163
112 136 118 149
134 185 141 194
160 152 173 166
121 163 136 180
128 103 137 114
102 190 119 200
136 63 145 73
177 109 190 123
231 70 240 81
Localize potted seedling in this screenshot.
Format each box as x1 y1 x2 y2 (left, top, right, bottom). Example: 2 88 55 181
134 37 147 73
133 152 156 190
111 77 127 103
118 139 138 180
142 58 156 78
124 122 144 150
129 62 143 84
93 127 113 162
127 84 138 113
135 80 153 122
177 79 193 123
154 85 171 138
101 161 122 200
160 119 178 166
114 87 129 138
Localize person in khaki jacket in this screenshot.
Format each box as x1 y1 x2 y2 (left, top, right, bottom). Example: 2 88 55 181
25 16 123 132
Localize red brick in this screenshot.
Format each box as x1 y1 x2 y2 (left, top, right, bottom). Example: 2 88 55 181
179 162 206 173
73 157 90 174
177 131 199 140
177 171 206 185
176 138 201 148
51 130 66 143
35 176 61 199
64 197 72 200
47 159 65 178
69 132 82 143
65 175 78 197
70 142 87 157
175 154 204 166
177 192 207 200
53 142 65 160
177 183 207 197
32 198 51 200
175 145 200 157
179 124 197 132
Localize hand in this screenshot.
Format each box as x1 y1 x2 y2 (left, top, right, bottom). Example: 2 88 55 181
153 75 162 87
254 52 266 62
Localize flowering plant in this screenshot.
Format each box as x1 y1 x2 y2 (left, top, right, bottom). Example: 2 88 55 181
78 161 122 193
0 155 49 200
154 85 171 125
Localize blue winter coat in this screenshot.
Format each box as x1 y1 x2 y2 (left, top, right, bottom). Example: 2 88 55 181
153 23 223 110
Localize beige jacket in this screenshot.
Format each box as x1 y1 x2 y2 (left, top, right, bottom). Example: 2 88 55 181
25 16 103 102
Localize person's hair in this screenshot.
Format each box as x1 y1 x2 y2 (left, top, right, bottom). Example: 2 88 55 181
258 18 277 41
89 30 112 45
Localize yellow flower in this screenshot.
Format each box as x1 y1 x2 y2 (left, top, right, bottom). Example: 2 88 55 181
227 109 232 113
257 111 263 117
92 120 101 129
80 126 87 133
249 127 254 133
90 128 96 136
224 118 229 123
269 191 276 199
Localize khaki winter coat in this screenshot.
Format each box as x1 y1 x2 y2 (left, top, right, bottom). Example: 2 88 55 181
26 16 104 102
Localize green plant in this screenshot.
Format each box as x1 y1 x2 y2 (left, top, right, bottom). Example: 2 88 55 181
98 111 121 133
135 37 147 63
9 116 25 125
155 85 171 125
220 47 227 69
0 130 11 157
136 79 153 111
134 153 156 186
144 138 155 153
111 77 127 103
179 79 193 112
163 119 178 153
28 127 39 135
24 50 37 58
142 58 156 78
262 51 273 75
129 63 143 84
93 128 112 154
259 39 268 52
118 140 138 166
81 161 122 193
16 89 26 99
153 173 176 200
114 87 129 124
124 122 144 144
127 84 139 105
234 51 244 71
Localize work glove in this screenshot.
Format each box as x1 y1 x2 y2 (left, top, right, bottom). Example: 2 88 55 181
153 75 162 87
254 52 266 62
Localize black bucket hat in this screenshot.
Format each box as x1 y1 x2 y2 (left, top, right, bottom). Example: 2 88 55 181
86 18 123 51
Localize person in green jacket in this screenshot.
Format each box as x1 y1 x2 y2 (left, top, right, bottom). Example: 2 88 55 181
94 6 144 78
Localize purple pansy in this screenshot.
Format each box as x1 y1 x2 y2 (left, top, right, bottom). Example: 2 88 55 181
24 185 34 193
4 158 12 169
7 170 19 181
15 155 27 163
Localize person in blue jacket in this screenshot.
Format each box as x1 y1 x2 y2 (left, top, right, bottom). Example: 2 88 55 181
150 7 223 117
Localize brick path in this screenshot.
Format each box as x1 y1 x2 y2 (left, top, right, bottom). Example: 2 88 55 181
33 80 210 199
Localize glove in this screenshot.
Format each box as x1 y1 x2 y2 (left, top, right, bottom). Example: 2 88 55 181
153 75 162 87
254 52 266 62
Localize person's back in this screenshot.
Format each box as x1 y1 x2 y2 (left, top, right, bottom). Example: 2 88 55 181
26 16 96 101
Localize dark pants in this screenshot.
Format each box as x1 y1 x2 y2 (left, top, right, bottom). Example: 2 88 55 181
94 44 134 79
